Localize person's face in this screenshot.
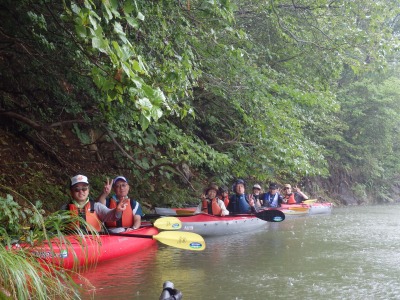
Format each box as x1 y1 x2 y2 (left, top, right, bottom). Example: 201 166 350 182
70 183 89 203
207 189 217 199
269 188 277 195
113 180 130 198
253 188 261 195
235 183 245 195
284 187 292 194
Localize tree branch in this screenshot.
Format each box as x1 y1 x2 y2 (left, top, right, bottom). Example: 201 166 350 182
0 111 45 131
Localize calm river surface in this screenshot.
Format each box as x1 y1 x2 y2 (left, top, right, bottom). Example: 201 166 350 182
78 205 400 299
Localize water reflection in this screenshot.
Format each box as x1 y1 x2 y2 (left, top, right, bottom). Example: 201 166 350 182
78 244 158 299
77 206 400 299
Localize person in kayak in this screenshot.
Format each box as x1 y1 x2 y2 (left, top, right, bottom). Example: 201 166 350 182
260 183 283 208
62 174 128 232
97 176 143 233
218 185 230 207
227 179 256 214
251 184 263 209
195 183 229 216
282 184 309 204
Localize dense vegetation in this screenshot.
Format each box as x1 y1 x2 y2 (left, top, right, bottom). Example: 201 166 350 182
2 0 400 209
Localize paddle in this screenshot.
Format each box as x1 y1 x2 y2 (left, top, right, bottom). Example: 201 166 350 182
174 209 286 222
152 208 285 222
253 209 285 222
284 206 309 212
303 199 317 204
107 231 206 251
153 217 182 230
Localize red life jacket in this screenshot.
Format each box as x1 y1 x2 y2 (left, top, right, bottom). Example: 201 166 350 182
105 198 134 228
202 198 223 215
68 200 102 232
285 193 296 204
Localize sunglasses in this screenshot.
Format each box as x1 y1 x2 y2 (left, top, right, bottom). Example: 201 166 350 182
283 187 290 190
72 187 88 192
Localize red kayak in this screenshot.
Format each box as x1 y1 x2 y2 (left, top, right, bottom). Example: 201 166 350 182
277 201 333 217
29 226 158 270
278 203 310 217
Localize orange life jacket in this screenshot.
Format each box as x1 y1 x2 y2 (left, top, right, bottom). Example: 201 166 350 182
202 198 223 215
285 193 296 204
105 198 134 228
68 200 102 232
219 195 229 207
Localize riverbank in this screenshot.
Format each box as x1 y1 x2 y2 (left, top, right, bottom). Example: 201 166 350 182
0 127 391 211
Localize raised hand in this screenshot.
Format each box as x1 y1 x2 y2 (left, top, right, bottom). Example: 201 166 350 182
103 178 113 196
116 198 129 212
248 194 255 207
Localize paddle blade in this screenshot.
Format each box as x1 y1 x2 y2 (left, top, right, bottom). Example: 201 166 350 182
153 231 206 251
153 217 182 230
286 207 309 213
256 210 285 222
303 199 317 204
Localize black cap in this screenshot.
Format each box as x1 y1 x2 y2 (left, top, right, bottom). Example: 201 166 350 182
269 183 278 189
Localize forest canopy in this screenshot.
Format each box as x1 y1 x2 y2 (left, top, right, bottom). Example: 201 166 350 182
1 0 400 207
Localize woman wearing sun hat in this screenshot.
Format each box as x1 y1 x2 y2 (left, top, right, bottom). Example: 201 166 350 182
195 183 229 216
250 183 263 209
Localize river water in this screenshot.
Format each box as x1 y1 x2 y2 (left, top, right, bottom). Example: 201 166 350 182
78 205 400 299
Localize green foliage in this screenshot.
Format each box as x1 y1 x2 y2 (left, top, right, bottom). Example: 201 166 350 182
2 0 400 206
0 194 94 299
351 183 367 202
321 72 400 202
0 242 83 300
4 172 69 212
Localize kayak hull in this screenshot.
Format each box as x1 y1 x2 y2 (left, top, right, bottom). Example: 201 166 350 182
279 204 310 217
175 213 268 236
31 226 158 270
277 202 333 217
308 202 333 215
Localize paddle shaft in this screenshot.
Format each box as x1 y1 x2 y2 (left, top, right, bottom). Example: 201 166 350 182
107 232 153 239
143 214 176 219
104 230 206 251
115 217 182 231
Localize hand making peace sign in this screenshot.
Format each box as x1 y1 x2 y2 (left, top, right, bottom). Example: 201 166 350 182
102 178 114 196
